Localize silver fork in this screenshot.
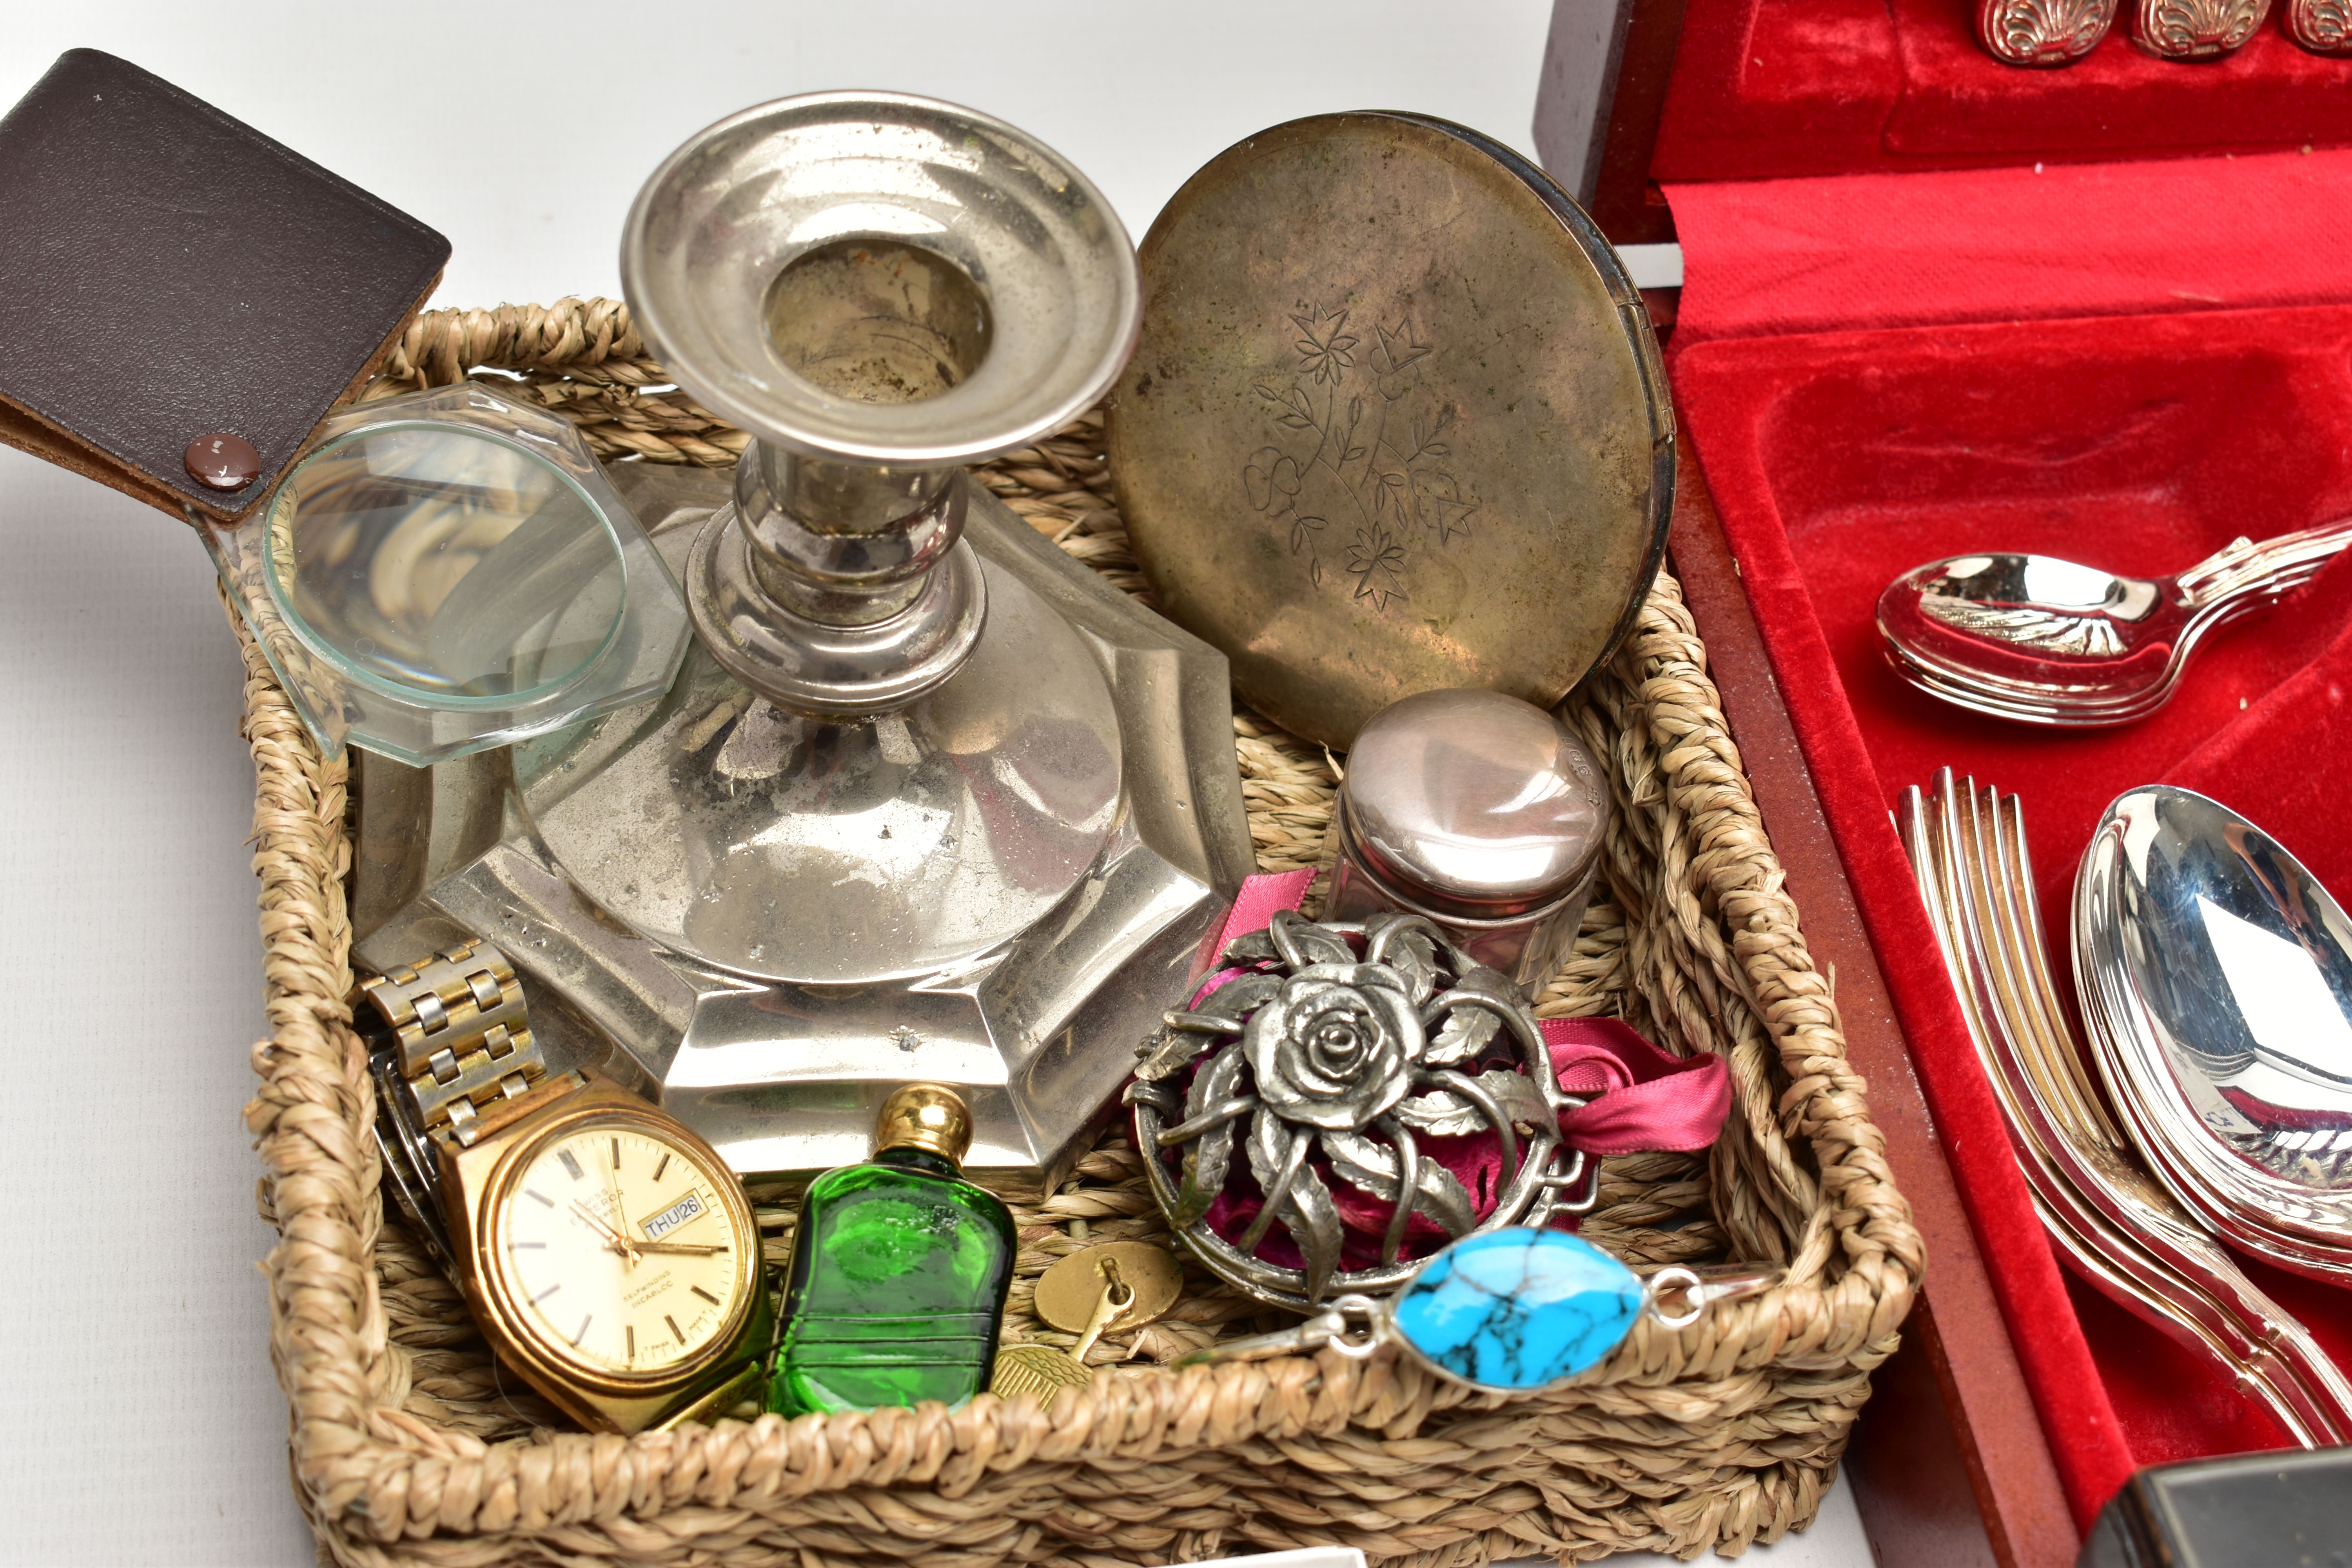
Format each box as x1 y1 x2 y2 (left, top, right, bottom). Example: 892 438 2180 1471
1899 772 2352 1443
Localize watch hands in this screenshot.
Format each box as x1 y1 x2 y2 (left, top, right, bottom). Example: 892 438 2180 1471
597 1156 645 1271
569 1200 641 1266
603 1165 635 1248
632 1240 729 1257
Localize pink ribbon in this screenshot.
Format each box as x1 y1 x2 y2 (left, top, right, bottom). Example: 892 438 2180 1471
1542 1016 1733 1156
1175 873 1731 1265
1193 867 1319 974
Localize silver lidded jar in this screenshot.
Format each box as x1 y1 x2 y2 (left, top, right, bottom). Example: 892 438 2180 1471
1325 689 1608 997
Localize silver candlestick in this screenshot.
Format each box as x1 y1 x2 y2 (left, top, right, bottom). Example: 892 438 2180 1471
351 94 1251 1195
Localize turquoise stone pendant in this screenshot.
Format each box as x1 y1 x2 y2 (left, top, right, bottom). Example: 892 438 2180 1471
1388 1229 1643 1390
1178 1226 1781 1394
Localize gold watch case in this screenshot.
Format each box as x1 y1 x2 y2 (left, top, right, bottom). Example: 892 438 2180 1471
438 1074 772 1434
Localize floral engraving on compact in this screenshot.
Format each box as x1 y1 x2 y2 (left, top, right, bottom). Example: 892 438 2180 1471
1243 302 1481 613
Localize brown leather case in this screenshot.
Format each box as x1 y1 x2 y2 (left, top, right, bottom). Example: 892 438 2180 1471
0 50 449 523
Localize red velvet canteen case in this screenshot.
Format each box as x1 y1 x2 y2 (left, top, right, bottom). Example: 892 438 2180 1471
1544 1 2352 1562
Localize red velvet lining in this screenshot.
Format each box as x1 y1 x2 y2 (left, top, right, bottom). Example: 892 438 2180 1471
1666 147 2352 343
1671 303 2352 1522
1654 0 2352 185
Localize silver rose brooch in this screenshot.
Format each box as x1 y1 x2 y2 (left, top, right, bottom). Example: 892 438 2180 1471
1125 909 1595 1310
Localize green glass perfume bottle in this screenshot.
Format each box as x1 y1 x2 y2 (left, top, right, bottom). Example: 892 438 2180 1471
768 1083 1018 1416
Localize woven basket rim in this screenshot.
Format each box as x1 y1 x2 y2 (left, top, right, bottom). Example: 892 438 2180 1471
237 298 1923 1565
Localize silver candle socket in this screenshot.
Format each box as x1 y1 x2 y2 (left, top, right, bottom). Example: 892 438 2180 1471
620 94 1139 717
1325 689 1609 996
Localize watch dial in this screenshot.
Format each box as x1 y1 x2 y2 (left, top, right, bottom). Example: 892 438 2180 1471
490 1122 748 1377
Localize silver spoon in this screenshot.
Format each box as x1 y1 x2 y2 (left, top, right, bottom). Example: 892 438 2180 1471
1878 520 2352 727
2075 784 2352 1282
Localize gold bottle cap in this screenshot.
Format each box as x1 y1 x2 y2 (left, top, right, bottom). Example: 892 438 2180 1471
874 1083 973 1164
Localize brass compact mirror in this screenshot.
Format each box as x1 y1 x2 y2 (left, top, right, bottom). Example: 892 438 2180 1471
1107 112 1674 750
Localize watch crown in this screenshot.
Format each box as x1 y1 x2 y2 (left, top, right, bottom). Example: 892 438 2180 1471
874 1083 973 1165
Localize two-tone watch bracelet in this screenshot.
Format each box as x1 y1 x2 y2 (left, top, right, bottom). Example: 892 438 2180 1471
355 937 551 1267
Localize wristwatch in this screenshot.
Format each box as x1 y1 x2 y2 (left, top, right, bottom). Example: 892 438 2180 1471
357 937 773 1434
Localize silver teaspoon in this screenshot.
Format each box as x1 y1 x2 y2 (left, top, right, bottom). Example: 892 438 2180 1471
1878 520 2352 727
2075 785 2352 1283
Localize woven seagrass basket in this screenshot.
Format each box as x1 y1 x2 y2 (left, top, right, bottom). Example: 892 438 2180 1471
238 298 1921 1567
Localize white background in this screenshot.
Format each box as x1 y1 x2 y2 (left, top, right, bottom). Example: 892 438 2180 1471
0 4 1833 1564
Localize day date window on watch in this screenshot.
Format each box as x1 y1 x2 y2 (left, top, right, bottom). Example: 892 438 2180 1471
641 1191 705 1241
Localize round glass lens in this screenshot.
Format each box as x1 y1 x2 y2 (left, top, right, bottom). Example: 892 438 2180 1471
267 424 625 700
